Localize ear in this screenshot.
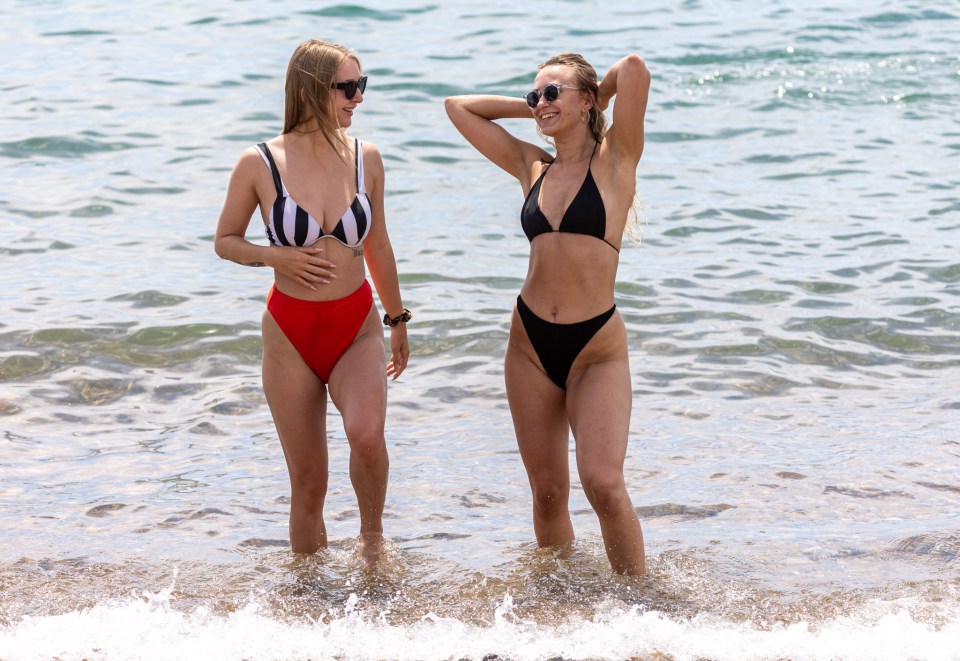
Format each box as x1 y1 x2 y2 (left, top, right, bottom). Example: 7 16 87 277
580 92 592 113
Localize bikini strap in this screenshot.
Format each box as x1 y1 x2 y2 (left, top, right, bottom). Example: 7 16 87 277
256 143 284 198
355 138 366 195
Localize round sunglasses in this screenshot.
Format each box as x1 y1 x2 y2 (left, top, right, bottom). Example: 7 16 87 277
524 83 579 109
332 76 368 100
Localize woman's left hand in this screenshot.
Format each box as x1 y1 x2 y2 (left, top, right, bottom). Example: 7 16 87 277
386 324 409 380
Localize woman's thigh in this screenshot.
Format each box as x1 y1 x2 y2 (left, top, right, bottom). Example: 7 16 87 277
261 310 329 480
565 313 632 481
327 306 388 440
505 309 571 486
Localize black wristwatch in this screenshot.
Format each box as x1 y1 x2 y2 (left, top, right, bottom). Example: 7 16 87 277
383 308 412 327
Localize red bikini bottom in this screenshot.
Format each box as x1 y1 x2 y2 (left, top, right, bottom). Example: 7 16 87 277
266 280 373 383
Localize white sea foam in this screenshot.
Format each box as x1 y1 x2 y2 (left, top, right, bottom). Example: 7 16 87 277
2 586 959 661
3 1 960 660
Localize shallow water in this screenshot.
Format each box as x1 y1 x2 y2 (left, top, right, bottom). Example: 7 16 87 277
2 1 959 659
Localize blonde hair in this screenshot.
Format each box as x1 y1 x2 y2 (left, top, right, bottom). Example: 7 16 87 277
539 53 607 143
539 53 644 245
624 197 647 247
283 39 359 154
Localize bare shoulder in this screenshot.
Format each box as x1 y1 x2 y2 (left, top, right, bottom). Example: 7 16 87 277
519 142 555 189
234 144 269 180
257 135 285 155
359 139 384 172
523 141 553 166
359 138 382 159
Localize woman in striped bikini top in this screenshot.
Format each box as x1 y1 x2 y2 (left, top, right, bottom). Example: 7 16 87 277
256 138 372 248
213 39 409 565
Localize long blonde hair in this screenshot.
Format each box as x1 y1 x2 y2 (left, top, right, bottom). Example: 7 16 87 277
283 39 359 154
539 53 644 245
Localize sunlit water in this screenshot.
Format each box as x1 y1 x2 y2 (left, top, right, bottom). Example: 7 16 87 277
1 1 959 659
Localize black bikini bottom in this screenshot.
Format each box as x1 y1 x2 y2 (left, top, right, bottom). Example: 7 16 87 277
516 295 616 390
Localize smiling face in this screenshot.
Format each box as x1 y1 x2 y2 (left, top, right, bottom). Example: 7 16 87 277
282 39 362 145
332 57 363 129
530 64 591 137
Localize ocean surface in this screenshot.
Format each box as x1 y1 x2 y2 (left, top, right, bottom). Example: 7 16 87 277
1 1 959 659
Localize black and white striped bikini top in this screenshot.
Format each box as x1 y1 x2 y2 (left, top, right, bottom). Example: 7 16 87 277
255 138 372 248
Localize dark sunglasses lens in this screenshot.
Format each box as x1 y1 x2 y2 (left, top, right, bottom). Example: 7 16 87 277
337 77 367 99
525 91 540 108
544 84 560 103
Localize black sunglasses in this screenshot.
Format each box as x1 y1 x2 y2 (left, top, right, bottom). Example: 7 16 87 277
332 76 367 100
524 83 578 109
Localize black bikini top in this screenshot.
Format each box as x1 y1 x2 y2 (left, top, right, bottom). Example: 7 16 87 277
520 142 618 252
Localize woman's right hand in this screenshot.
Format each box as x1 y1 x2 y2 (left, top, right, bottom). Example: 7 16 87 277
269 246 337 290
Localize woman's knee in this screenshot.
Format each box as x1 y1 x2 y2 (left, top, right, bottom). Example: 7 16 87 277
289 472 328 510
530 480 569 517
580 474 630 515
344 422 387 464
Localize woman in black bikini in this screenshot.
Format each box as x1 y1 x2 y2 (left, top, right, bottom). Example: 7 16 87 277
446 53 650 575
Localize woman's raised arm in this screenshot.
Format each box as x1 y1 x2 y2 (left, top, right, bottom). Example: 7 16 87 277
445 95 547 183
598 54 651 165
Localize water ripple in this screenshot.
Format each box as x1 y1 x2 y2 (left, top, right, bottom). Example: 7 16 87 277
0 136 138 159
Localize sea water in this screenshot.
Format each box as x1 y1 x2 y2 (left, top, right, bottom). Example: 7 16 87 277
1 1 958 659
